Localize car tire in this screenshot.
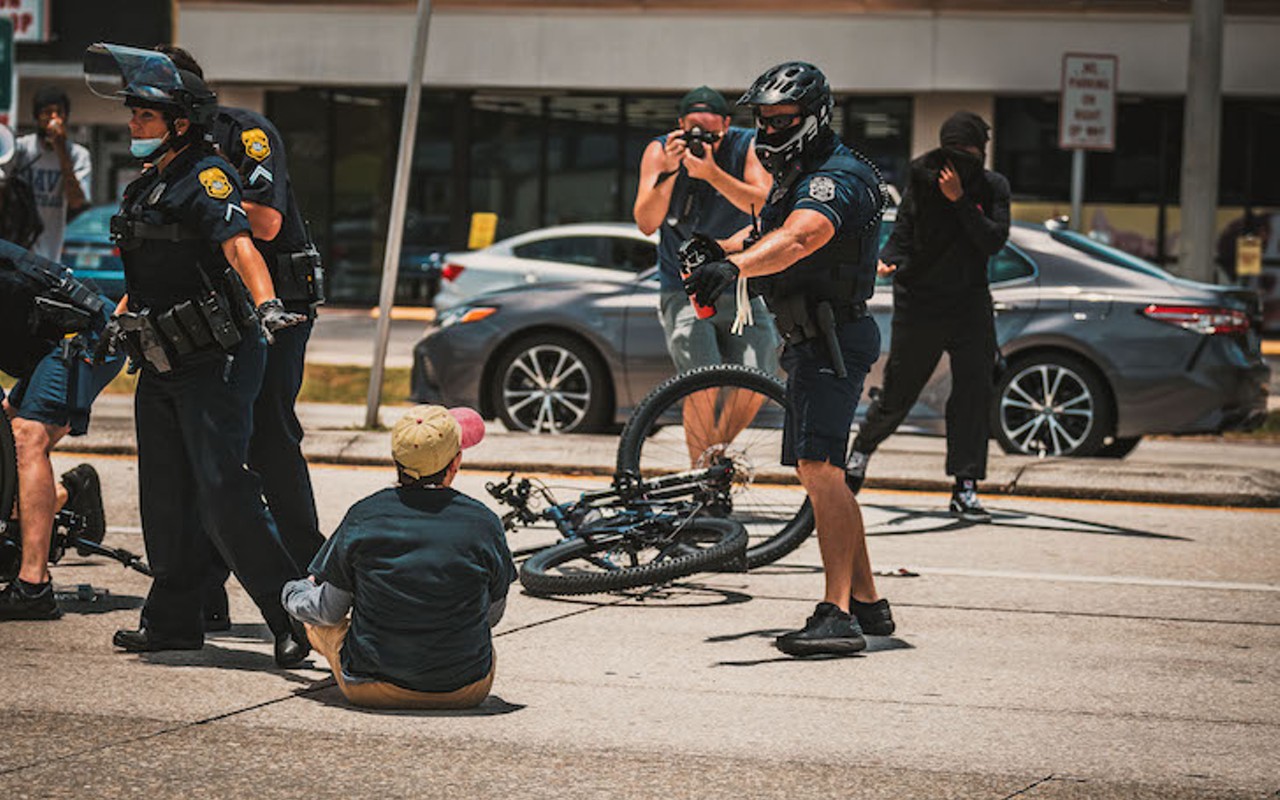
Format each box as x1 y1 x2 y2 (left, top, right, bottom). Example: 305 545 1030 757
1095 436 1141 459
489 332 611 434
992 352 1114 458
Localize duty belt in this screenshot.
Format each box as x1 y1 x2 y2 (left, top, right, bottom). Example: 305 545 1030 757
776 299 867 380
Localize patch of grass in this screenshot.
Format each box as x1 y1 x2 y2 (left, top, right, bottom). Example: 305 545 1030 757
3 363 413 407
297 364 413 406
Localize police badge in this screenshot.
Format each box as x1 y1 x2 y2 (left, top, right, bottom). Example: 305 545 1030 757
199 167 234 200
241 128 271 162
809 175 836 203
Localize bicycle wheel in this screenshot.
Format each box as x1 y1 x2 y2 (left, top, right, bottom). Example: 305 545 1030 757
519 517 747 597
617 364 813 569
1 413 16 522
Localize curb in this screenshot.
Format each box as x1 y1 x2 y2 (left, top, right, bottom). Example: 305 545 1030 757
58 439 1280 510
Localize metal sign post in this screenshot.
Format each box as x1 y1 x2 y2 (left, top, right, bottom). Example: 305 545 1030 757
1059 53 1118 232
364 0 434 429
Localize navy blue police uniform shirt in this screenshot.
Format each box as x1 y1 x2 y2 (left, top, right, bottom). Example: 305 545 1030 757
309 486 518 694
211 108 310 311
119 150 252 312
757 140 883 301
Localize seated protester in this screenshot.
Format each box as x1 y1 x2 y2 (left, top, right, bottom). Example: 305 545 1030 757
283 405 515 710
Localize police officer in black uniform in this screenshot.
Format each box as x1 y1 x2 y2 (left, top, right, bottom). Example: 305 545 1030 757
155 46 325 631
84 44 310 666
684 61 894 657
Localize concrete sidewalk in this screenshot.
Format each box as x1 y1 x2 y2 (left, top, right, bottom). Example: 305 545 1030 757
62 394 1280 507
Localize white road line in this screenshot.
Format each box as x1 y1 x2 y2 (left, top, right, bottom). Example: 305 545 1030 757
907 565 1280 593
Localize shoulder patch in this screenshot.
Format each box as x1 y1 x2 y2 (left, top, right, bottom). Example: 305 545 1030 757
809 175 836 203
199 167 234 200
241 128 272 162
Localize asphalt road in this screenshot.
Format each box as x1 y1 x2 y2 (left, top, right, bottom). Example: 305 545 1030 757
1 453 1276 799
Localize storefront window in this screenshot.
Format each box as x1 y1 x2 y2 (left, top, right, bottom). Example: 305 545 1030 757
842 96 912 191
470 94 543 241
545 95 621 225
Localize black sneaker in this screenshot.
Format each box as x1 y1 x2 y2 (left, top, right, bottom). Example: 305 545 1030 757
845 450 870 495
950 480 991 523
0 580 63 620
851 597 895 636
62 465 106 554
775 602 866 656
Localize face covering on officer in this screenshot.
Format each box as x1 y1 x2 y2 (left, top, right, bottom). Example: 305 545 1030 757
130 136 165 158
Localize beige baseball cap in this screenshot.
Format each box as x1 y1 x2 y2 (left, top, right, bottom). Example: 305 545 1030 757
391 405 485 479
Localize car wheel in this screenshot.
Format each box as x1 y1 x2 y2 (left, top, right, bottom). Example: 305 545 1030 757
993 352 1114 457
1095 436 1141 459
489 333 611 434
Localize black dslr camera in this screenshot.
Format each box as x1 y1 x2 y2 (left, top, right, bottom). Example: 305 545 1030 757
679 126 722 158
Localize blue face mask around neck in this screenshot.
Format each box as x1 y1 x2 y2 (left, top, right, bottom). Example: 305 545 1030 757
130 137 165 159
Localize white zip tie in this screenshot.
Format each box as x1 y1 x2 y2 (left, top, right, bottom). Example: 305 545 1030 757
731 275 753 336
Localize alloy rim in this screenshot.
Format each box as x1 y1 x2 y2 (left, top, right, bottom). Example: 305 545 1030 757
501 345 592 433
999 363 1095 456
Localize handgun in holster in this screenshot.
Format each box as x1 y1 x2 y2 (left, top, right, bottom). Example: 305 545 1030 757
117 311 173 374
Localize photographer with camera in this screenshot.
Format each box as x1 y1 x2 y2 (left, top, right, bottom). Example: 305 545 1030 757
1 237 121 620
634 87 778 463
634 87 777 372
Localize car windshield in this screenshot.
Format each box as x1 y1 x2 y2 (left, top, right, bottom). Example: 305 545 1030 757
1048 229 1173 279
65 206 117 240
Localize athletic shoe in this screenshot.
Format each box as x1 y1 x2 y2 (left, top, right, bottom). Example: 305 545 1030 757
850 596 896 636
61 465 106 554
775 602 866 656
950 480 992 523
0 580 62 620
845 450 871 495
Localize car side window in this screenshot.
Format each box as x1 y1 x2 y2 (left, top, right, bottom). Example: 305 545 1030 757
988 246 1036 284
609 238 657 273
513 236 605 268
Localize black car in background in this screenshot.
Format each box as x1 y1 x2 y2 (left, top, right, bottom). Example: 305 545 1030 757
411 219 1269 457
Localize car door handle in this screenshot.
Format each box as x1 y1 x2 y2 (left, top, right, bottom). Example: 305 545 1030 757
993 302 1017 312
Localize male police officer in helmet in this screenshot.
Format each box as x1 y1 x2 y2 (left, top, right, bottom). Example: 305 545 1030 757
84 44 310 666
684 61 893 656
154 46 325 633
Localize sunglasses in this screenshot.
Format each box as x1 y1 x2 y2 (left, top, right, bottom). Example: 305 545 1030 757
754 111 802 132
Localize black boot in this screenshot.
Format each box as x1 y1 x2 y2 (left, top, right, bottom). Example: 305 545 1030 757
0 580 62 621
274 616 310 668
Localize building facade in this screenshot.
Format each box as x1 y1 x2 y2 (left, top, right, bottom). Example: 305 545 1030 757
15 1 1280 303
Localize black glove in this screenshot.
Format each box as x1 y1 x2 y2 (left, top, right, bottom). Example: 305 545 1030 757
92 315 125 365
255 299 306 344
677 233 725 275
682 259 739 308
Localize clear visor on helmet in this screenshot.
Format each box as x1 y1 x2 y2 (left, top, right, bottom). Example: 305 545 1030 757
84 43 183 103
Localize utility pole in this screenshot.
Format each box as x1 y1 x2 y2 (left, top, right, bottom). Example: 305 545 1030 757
1176 0 1224 284
365 0 434 429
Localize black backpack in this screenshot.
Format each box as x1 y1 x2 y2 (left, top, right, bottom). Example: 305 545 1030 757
0 155 44 249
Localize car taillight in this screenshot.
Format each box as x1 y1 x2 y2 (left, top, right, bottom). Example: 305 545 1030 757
441 262 465 282
1141 304 1249 335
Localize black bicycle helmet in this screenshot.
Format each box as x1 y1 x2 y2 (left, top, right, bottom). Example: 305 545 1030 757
738 61 833 178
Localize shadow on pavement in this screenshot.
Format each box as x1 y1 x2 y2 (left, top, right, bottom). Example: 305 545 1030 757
301 683 526 716
522 584 755 608
51 587 144 615
711 635 913 667
131 643 322 685
862 503 1190 541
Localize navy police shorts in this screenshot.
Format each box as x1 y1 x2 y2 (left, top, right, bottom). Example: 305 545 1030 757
5 343 123 436
779 315 880 467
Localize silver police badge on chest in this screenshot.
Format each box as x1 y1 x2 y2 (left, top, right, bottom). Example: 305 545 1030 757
809 176 835 203
147 182 167 206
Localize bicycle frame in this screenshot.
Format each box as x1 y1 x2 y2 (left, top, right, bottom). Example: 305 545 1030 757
487 461 734 561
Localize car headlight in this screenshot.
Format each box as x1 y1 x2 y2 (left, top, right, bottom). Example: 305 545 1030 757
437 306 498 329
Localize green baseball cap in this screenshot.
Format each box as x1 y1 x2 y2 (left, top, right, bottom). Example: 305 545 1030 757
679 86 730 117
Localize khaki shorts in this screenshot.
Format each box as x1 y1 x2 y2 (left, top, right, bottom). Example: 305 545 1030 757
306 620 494 710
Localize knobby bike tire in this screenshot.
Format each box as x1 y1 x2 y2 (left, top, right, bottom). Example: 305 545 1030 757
616 364 813 569
519 517 748 597
1 414 16 522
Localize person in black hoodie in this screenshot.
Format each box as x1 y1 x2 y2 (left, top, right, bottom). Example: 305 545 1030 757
845 111 1010 522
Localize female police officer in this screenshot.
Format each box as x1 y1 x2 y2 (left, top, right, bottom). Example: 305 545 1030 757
85 44 310 666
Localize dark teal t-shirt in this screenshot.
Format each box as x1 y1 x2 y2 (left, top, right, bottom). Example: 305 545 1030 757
310 486 517 693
